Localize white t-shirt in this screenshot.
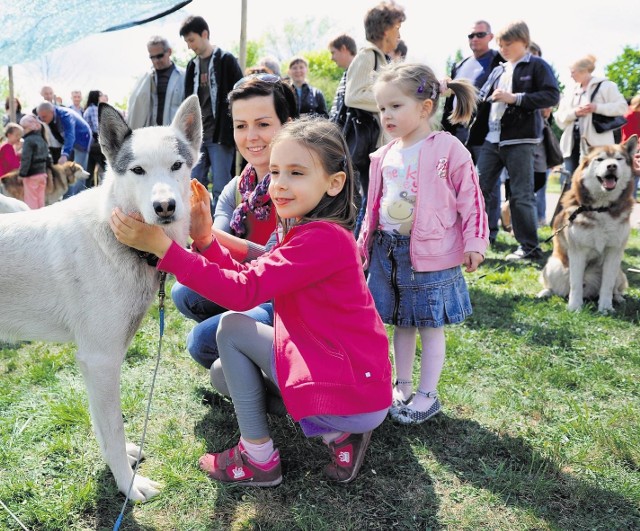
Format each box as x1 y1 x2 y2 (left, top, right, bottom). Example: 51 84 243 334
378 139 424 235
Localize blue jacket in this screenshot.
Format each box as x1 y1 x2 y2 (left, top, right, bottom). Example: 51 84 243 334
467 53 559 147
50 106 92 157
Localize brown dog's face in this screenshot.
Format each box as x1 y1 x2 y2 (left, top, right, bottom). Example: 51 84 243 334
581 135 637 195
59 161 90 185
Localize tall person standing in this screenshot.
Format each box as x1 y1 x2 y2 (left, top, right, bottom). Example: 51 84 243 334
180 15 243 212
344 1 406 236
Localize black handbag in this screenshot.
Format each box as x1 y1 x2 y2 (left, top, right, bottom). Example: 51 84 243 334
342 107 380 178
335 50 381 179
542 121 563 167
590 82 628 133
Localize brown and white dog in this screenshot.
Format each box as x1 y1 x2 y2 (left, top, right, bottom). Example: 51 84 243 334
0 161 89 205
538 135 637 312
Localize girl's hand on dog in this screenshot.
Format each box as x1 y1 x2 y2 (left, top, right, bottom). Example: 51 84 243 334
189 179 214 250
463 251 484 273
109 208 172 258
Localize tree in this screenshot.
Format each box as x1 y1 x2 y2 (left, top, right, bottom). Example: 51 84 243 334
445 49 464 76
303 50 343 106
230 39 265 73
605 46 640 101
263 17 333 62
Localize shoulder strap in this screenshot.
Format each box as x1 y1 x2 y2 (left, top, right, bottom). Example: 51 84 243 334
590 81 604 101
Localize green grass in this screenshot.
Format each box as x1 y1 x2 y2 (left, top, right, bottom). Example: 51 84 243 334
1 228 640 530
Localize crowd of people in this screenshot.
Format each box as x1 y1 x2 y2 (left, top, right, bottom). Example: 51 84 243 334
2 1 640 487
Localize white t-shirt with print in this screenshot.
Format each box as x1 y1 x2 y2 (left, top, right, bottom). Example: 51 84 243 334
378 139 424 235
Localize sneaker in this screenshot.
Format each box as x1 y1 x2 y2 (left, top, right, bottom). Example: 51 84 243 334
324 431 372 483
505 246 542 262
199 441 282 486
392 397 442 425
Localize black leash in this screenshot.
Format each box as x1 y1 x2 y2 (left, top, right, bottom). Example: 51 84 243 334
470 204 611 284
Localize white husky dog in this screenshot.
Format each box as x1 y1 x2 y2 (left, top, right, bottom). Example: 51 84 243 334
0 95 202 501
0 193 30 213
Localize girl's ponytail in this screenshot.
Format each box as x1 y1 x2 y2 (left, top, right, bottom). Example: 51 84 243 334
445 78 477 126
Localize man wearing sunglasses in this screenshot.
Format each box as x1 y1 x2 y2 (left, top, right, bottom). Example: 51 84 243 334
441 20 502 146
127 36 185 131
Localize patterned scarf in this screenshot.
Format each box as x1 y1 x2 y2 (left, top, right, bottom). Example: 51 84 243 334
230 164 272 237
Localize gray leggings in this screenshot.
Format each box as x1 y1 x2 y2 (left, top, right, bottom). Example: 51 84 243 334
215 312 277 440
214 313 389 441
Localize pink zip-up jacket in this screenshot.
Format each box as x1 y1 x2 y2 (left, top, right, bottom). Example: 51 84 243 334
358 131 489 272
158 220 392 421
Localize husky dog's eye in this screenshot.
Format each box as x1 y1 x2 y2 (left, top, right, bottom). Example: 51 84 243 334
130 166 146 175
171 161 183 171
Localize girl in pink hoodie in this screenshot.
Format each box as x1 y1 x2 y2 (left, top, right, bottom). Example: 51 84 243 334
110 117 391 486
358 63 489 425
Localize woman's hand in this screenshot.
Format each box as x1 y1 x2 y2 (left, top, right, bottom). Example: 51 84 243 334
463 251 484 273
576 103 596 116
189 179 214 250
109 208 172 258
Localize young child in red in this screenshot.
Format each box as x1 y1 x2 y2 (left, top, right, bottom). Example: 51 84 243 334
110 117 392 485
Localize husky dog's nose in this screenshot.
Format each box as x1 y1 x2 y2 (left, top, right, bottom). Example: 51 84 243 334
606 163 617 172
153 198 176 218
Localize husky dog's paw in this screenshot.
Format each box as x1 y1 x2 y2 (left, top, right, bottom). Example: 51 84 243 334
597 300 615 314
537 288 552 299
126 442 145 467
119 474 161 502
567 299 583 312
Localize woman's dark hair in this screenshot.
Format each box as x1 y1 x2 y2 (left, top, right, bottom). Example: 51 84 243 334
228 76 299 124
364 1 406 43
86 90 102 107
271 116 356 235
4 97 22 113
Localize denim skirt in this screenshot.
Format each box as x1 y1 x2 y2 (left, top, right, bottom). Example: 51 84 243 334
367 231 472 328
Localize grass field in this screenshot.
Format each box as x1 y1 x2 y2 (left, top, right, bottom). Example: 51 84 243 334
1 227 639 530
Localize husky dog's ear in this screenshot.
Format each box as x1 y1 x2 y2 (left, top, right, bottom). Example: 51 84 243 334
578 137 594 164
98 103 132 163
621 134 638 160
171 95 202 160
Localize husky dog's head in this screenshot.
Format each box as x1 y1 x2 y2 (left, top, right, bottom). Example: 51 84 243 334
98 96 202 242
580 135 637 198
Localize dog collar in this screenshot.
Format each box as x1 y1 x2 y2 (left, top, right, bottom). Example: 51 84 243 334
134 249 159 267
569 204 610 223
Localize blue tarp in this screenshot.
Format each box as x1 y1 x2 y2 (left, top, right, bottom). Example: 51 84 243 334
0 0 191 66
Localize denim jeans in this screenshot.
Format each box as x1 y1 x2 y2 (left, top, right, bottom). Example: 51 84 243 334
477 141 539 253
487 180 502 242
171 281 273 369
190 140 235 212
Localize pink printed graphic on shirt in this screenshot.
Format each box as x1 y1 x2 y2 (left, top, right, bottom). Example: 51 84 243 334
436 157 448 179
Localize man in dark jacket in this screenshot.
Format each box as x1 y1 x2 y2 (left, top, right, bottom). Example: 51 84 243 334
467 20 559 261
441 20 503 148
180 15 243 210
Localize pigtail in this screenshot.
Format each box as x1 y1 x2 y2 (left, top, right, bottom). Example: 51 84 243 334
446 78 477 126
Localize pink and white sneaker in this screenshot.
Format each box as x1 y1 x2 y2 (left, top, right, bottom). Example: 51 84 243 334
199 441 282 487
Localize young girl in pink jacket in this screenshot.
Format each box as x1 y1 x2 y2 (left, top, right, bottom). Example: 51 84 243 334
110 117 391 486
358 62 489 425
